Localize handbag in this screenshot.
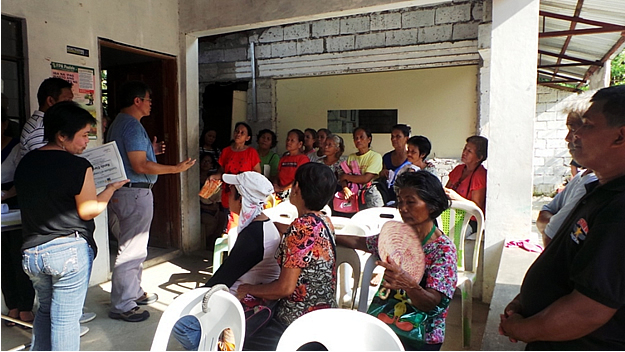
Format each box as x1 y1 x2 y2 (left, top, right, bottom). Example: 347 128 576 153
240 294 279 339
366 286 450 349
334 160 362 213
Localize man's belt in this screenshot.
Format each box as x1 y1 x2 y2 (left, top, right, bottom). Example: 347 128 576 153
123 182 154 189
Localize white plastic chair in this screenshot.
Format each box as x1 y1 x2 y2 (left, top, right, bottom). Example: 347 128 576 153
212 226 238 274
276 308 404 351
436 199 484 348
263 200 298 225
357 252 380 313
351 207 402 235
150 285 245 351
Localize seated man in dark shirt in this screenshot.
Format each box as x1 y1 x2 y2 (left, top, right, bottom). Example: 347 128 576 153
499 85 625 350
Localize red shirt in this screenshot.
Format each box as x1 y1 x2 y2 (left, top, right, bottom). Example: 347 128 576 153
218 146 261 208
278 154 309 187
447 164 487 201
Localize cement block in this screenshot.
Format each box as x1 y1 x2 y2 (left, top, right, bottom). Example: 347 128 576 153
355 32 386 49
284 23 310 41
452 21 479 40
537 90 558 103
435 3 471 24
534 139 546 150
254 44 272 59
543 175 563 185
256 86 272 104
533 157 545 166
257 103 273 121
385 29 418 46
402 9 435 28
472 1 484 21
271 42 297 58
297 38 324 55
371 12 401 31
326 35 355 52
546 139 566 149
199 49 224 63
546 121 562 130
223 47 247 62
483 0 492 22
198 64 220 81
258 26 284 43
535 148 554 157
536 111 556 121
534 121 548 130
312 19 340 37
419 24 452 43
340 16 370 34
478 22 491 50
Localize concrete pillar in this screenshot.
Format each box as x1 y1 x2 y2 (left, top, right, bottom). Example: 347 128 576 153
588 60 611 90
181 34 202 252
480 0 539 303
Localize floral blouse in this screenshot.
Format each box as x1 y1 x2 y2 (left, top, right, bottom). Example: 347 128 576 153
366 233 457 345
274 213 338 326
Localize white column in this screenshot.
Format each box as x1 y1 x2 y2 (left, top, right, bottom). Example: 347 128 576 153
480 0 539 303
181 34 202 252
588 61 611 90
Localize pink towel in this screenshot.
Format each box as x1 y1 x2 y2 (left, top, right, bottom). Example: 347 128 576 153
505 239 544 253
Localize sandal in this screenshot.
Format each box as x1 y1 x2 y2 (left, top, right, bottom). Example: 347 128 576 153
18 311 34 329
3 309 19 327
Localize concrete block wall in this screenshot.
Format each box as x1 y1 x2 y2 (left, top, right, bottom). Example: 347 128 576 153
198 1 483 126
533 86 576 195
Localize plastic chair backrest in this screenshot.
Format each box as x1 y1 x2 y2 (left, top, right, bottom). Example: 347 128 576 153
150 286 245 351
357 252 379 312
436 200 484 272
264 200 298 225
335 246 361 309
351 207 402 234
276 308 404 351
330 216 370 237
227 226 238 252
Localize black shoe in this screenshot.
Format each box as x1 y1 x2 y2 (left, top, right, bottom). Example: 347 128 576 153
135 292 158 305
108 306 150 322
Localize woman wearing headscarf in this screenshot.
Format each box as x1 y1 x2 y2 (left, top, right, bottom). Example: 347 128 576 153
173 171 281 351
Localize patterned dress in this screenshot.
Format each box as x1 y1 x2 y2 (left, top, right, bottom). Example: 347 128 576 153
366 233 457 346
274 213 338 326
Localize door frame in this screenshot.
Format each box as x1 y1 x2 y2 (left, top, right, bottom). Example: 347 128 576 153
98 38 182 249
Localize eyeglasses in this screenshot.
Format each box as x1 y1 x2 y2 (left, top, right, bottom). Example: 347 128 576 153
139 97 152 103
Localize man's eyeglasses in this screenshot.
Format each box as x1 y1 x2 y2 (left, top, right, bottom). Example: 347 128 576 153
139 97 152 103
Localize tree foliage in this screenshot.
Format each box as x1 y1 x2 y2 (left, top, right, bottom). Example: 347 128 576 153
611 50 625 86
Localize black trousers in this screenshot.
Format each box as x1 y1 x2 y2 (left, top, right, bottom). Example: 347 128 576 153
1 229 35 311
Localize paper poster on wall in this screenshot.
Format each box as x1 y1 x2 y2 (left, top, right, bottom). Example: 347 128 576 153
51 62 97 139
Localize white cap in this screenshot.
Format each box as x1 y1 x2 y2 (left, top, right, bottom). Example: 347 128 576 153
222 172 274 202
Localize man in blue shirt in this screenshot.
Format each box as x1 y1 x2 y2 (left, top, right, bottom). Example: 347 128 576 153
106 81 195 322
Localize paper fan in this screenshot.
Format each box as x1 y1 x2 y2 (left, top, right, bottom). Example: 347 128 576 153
378 221 426 282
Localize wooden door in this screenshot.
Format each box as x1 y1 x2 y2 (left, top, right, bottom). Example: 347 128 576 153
105 56 180 249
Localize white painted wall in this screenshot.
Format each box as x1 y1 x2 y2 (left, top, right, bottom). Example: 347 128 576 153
275 65 478 158
482 0 538 302
2 0 181 285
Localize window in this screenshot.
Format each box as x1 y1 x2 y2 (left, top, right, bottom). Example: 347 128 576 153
1 15 27 131
327 109 398 133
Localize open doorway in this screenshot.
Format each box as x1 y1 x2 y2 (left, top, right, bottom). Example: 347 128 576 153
99 39 181 256
201 81 248 150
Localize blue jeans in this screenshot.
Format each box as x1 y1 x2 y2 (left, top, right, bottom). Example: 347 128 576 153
173 315 201 351
22 235 94 351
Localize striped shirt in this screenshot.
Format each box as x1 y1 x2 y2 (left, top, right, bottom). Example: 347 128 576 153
18 110 46 163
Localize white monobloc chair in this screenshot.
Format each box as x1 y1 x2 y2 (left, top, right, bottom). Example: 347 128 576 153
331 216 370 309
351 207 402 234
436 199 484 348
276 308 404 351
357 252 380 313
212 226 238 274
263 200 298 225
150 285 245 351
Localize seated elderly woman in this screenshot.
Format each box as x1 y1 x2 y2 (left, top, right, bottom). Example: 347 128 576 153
237 162 338 351
173 171 281 350
337 171 457 351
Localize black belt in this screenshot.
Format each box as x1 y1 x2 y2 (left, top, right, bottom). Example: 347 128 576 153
123 182 154 189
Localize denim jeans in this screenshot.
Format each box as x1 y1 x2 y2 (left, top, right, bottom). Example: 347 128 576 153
22 235 94 351
172 315 201 351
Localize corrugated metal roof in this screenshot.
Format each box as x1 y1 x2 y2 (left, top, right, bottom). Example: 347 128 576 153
538 0 625 90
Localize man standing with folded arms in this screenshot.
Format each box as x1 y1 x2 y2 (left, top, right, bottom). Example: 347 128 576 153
106 81 195 322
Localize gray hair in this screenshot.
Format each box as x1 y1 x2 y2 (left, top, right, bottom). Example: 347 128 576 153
326 133 345 158
561 89 597 118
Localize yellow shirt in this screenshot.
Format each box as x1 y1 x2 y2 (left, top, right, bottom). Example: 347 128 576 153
347 150 383 177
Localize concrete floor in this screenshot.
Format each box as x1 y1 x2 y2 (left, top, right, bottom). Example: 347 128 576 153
2 249 489 351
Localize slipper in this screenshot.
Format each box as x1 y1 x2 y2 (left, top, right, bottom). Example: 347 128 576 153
3 310 19 327
3 318 16 327
18 311 35 329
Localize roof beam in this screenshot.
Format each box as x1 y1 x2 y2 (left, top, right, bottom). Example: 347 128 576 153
540 27 625 38
548 0 584 80
538 62 601 68
538 70 585 82
538 50 595 64
540 10 622 29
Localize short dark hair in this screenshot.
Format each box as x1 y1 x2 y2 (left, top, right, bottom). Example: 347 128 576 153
234 122 253 145
407 135 432 161
43 101 96 143
591 85 625 127
257 129 278 149
395 171 450 219
353 126 373 148
466 135 488 163
317 128 331 136
200 129 217 145
288 129 305 143
37 77 72 107
118 81 152 109
294 163 336 211
392 124 411 138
